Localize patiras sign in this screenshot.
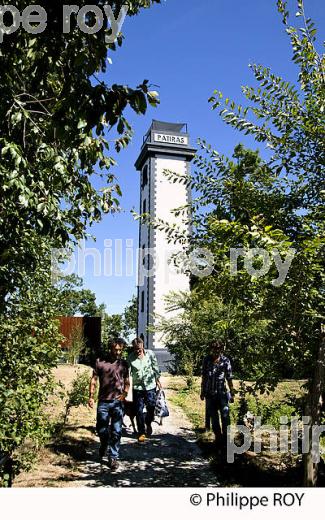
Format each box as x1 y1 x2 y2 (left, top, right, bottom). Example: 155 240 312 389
154 133 188 145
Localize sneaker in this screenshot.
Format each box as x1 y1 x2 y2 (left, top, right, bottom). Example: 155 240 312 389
138 434 146 442
109 458 119 471
146 424 153 437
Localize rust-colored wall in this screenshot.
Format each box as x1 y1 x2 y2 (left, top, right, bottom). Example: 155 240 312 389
58 316 101 364
59 317 84 348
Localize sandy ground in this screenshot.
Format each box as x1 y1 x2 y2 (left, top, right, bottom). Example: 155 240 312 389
14 371 220 487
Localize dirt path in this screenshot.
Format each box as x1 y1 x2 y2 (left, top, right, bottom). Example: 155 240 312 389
71 386 219 487
15 376 220 487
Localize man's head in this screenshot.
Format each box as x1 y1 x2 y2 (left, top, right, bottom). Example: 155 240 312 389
132 337 145 356
210 339 224 356
108 338 126 359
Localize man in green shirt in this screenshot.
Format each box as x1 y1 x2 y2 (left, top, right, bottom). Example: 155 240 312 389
127 337 162 442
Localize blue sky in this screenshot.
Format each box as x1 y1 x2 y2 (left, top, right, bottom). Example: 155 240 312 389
76 0 324 314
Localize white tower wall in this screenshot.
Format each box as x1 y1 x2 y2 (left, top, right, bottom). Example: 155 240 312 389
153 155 190 349
135 121 196 356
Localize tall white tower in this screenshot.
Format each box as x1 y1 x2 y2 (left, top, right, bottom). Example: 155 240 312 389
135 121 196 364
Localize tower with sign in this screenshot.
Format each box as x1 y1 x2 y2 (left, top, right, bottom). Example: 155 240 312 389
135 121 196 364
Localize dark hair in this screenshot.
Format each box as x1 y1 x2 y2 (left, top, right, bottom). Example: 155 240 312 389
108 337 127 350
210 339 224 350
132 337 144 349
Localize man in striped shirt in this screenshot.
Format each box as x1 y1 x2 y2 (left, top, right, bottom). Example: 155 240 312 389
200 339 235 446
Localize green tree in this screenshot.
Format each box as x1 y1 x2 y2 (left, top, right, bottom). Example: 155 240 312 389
54 274 99 316
207 0 324 486
159 0 324 486
62 371 90 426
66 323 87 365
161 145 299 383
0 0 160 308
0 0 161 486
103 313 124 343
123 295 137 338
0 250 62 486
97 297 137 346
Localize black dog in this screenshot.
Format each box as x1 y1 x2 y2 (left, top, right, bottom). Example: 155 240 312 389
123 400 137 434
123 400 163 433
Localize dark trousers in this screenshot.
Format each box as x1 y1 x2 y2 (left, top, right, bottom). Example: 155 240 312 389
205 393 230 443
96 400 124 459
133 388 156 435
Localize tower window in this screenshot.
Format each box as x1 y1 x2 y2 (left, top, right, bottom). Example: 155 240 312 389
141 290 145 312
142 165 148 187
142 199 147 214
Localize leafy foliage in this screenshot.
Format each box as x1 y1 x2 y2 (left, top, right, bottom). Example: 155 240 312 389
123 295 138 338
157 0 324 485
65 324 88 365
160 1 324 384
0 0 160 305
102 313 124 343
62 371 91 426
97 295 137 345
0 256 62 486
54 274 99 317
0 0 161 485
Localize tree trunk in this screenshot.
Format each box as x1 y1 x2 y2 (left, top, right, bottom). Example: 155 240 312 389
303 324 325 486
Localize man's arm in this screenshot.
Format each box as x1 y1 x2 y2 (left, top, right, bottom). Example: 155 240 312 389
124 375 130 396
88 373 98 408
227 379 235 403
226 359 235 402
117 372 130 401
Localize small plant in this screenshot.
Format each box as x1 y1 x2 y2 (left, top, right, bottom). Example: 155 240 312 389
184 361 195 390
62 371 91 427
66 324 87 365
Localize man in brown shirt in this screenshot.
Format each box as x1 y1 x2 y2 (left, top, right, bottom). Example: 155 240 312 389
88 338 130 470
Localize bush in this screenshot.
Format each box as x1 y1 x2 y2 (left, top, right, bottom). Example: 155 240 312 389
0 270 62 487
66 325 87 365
62 371 91 427
231 382 301 429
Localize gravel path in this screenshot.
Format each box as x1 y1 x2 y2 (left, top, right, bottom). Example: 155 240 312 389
69 382 220 487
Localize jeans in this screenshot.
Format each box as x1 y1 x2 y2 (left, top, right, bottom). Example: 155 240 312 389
133 388 156 435
206 393 230 443
96 400 124 459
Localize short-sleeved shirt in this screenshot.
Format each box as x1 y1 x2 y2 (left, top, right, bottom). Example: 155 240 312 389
93 357 129 401
201 354 233 397
127 350 160 391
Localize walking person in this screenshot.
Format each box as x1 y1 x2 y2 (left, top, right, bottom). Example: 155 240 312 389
200 339 235 448
127 337 161 442
88 338 130 471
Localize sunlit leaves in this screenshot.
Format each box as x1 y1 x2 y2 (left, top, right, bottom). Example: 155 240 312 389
0 0 161 486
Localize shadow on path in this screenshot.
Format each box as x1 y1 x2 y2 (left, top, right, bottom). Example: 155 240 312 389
54 424 221 487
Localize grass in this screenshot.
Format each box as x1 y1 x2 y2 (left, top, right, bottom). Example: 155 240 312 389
168 376 306 429
169 380 203 429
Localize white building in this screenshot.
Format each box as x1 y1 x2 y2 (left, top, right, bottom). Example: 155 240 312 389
135 120 196 365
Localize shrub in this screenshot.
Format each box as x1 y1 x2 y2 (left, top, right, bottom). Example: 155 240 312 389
0 271 62 487
66 325 87 365
62 371 91 427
